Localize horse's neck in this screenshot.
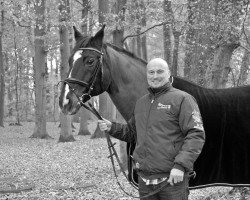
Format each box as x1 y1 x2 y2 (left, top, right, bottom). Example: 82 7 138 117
105 46 148 121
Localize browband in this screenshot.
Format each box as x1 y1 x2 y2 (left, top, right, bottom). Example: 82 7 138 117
78 47 103 55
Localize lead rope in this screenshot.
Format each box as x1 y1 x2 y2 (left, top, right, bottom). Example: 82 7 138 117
82 102 173 199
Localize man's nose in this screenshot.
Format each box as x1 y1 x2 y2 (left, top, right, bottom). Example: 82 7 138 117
152 73 158 79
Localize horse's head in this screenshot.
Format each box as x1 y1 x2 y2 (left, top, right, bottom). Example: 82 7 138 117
59 25 110 115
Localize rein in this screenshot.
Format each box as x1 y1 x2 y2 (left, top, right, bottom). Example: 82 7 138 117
80 101 172 199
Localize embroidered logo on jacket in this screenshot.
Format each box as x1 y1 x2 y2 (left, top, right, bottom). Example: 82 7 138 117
157 103 171 110
192 110 204 131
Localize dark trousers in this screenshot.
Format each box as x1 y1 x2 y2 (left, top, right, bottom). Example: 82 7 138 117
138 176 189 200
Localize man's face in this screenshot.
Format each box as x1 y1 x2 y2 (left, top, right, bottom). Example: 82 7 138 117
147 61 170 88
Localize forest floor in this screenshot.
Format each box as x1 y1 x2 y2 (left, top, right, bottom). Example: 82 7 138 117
0 122 249 200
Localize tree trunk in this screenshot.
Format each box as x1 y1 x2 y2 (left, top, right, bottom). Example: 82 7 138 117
13 29 21 125
112 0 126 47
163 0 172 66
130 38 136 54
78 108 91 135
140 0 147 61
0 3 4 127
54 56 59 121
77 0 93 136
210 43 239 89
237 50 250 86
81 0 89 34
183 0 196 80
172 31 181 76
58 0 75 142
30 0 51 139
59 112 75 142
91 0 112 139
98 0 108 28
184 0 214 85
12 22 21 125
111 0 128 170
135 1 141 58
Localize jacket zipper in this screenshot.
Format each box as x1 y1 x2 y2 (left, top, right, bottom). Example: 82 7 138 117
143 96 155 169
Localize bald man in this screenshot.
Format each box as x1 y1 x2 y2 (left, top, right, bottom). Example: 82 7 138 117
98 58 205 200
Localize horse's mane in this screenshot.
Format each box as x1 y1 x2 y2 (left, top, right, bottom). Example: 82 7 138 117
105 43 147 66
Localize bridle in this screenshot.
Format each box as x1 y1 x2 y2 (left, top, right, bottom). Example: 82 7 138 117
62 47 104 104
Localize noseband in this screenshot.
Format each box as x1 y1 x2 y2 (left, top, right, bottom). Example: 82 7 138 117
63 47 103 104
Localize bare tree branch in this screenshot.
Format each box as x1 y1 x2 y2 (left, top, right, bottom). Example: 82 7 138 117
74 0 83 6
4 16 30 28
122 22 171 43
240 44 250 53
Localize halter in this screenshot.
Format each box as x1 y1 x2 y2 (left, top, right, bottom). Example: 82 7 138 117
63 47 103 104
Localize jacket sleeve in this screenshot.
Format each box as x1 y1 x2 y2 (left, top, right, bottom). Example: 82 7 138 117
174 94 205 171
108 115 136 143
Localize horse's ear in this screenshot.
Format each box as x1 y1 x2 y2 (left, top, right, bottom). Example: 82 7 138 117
92 25 105 49
73 26 83 41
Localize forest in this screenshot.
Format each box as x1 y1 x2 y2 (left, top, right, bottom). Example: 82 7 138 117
0 0 249 131
0 0 250 199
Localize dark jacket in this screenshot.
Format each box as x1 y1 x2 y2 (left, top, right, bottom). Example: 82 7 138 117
109 84 205 179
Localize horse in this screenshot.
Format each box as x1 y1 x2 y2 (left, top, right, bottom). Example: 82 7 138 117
59 25 250 188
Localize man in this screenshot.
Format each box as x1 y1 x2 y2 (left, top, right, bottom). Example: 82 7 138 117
98 58 205 200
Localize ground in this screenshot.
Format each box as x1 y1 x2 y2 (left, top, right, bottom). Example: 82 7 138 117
0 122 248 200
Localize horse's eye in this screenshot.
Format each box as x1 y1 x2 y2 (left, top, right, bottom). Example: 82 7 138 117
88 58 94 65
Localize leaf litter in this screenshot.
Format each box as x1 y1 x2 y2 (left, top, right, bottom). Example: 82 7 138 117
0 122 248 199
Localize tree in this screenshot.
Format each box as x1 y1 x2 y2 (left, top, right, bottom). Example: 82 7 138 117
183 0 196 80
30 0 51 139
237 50 250 86
78 0 93 136
207 0 243 88
91 0 110 139
163 0 172 66
13 23 21 125
112 0 126 47
111 0 127 170
58 0 75 142
0 1 4 127
210 43 240 88
141 0 147 61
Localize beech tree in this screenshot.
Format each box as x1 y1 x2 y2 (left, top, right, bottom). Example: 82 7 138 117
78 0 92 136
30 0 51 139
58 0 75 142
163 0 172 66
91 0 110 139
0 1 4 127
111 0 127 170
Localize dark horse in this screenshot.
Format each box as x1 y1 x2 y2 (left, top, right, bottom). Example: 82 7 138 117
59 26 250 187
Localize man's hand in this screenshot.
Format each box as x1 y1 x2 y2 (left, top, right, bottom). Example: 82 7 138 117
97 118 112 132
167 168 184 186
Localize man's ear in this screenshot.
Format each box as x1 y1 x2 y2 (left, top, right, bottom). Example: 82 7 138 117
91 25 105 49
73 26 83 42
169 76 174 84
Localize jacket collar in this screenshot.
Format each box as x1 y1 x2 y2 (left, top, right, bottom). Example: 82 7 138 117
148 82 172 97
